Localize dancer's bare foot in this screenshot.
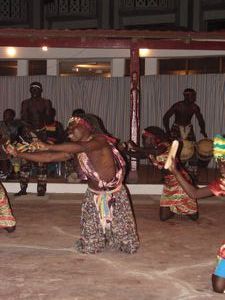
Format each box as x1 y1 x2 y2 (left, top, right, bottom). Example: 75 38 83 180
4 226 16 233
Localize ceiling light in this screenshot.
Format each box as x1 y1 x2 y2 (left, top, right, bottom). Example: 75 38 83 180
42 46 48 51
72 66 79 72
76 63 109 69
6 47 16 57
139 49 152 57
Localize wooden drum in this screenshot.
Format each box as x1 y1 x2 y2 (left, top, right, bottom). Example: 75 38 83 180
196 138 213 167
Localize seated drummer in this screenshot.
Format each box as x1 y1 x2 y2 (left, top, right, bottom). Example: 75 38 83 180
0 109 26 178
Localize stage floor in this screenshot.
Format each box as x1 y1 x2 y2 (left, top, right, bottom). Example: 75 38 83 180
0 194 224 299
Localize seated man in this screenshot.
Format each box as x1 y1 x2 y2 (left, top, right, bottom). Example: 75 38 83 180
45 107 65 177
0 109 18 178
6 115 139 254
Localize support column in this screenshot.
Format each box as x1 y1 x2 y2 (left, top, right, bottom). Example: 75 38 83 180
179 0 188 29
193 0 201 31
31 0 43 29
113 0 120 29
17 60 29 76
145 58 158 75
130 46 140 172
111 58 125 77
47 59 58 76
100 0 110 29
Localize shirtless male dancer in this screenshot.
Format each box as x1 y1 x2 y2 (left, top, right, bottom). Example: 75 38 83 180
7 115 139 254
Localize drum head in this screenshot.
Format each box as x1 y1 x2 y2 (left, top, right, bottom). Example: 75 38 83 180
196 138 213 157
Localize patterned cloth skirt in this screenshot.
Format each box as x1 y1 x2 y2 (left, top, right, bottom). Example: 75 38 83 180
171 123 196 141
76 185 139 254
160 174 198 215
0 183 16 229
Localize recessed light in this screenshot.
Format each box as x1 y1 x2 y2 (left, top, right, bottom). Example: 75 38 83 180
6 47 16 57
42 46 48 51
139 49 152 57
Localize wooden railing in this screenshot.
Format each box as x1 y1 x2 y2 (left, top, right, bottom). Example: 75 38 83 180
0 0 29 23
119 0 176 11
45 0 97 18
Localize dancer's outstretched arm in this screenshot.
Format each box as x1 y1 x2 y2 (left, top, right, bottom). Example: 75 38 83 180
169 158 213 199
11 148 72 163
126 140 167 159
34 136 107 153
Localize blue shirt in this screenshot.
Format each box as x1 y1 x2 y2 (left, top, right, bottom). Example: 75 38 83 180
214 258 225 278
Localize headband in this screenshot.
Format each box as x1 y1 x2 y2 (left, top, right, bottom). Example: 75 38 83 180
213 134 225 160
67 116 93 131
30 84 42 89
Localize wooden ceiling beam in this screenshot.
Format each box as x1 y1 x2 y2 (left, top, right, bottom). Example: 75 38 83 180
0 28 225 50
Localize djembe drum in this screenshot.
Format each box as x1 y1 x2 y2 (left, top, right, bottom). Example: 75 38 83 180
196 138 213 167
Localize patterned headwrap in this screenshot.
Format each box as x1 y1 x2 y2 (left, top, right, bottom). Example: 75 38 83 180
142 129 154 138
213 134 225 161
218 243 225 260
67 116 93 131
141 127 167 142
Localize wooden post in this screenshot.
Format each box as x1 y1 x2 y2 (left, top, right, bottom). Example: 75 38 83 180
130 46 140 172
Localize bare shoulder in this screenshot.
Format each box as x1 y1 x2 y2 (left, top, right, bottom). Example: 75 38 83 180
21 98 31 104
80 134 109 153
42 98 52 108
177 100 185 105
173 101 183 108
93 134 108 145
193 103 201 112
21 98 33 109
43 98 52 103
93 135 111 150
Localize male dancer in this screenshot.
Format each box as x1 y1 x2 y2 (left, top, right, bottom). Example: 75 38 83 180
6 115 139 254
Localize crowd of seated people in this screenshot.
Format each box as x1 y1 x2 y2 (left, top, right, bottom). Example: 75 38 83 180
0 104 114 185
